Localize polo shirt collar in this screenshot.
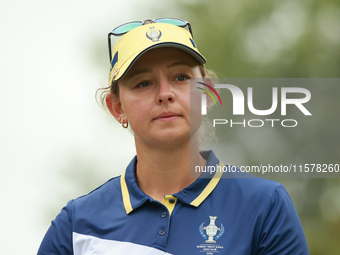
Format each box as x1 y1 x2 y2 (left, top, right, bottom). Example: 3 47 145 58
120 150 223 215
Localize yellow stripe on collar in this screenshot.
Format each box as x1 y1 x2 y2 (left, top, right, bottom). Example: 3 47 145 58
120 171 133 214
190 161 224 207
162 195 178 217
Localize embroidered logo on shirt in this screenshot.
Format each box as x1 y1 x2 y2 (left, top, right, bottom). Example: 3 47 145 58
197 216 224 254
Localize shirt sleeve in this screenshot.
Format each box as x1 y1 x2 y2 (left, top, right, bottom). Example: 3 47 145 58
257 185 309 255
37 200 74 255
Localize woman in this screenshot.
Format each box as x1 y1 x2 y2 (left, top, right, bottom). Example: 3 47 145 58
38 18 309 255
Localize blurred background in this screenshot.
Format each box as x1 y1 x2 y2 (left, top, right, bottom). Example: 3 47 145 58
0 0 339 254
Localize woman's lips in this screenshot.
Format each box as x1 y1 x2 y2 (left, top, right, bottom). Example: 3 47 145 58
153 112 181 122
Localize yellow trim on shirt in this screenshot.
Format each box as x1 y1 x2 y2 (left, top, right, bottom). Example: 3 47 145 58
120 171 133 214
190 161 224 207
162 195 177 217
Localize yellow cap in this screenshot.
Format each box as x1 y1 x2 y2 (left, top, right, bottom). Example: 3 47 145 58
109 23 206 84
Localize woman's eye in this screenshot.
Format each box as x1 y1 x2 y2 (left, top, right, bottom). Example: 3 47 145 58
175 74 189 82
138 81 150 88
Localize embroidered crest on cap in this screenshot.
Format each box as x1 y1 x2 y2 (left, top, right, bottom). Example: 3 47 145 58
146 26 162 42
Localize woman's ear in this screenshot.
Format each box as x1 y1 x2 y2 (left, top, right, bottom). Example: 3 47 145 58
105 93 125 121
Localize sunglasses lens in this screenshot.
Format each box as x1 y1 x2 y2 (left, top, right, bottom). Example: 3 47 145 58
113 21 142 34
155 18 186 26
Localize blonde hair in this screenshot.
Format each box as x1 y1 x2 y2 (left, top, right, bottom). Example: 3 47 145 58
196 68 218 148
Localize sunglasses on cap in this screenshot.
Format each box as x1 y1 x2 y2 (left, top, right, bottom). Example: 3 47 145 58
108 18 193 62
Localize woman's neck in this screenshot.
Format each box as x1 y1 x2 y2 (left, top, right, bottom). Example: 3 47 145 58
134 135 206 202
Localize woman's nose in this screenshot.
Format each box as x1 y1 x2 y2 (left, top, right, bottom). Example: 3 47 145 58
156 79 175 104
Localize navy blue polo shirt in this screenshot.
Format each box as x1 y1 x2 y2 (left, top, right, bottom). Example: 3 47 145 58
38 151 309 254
